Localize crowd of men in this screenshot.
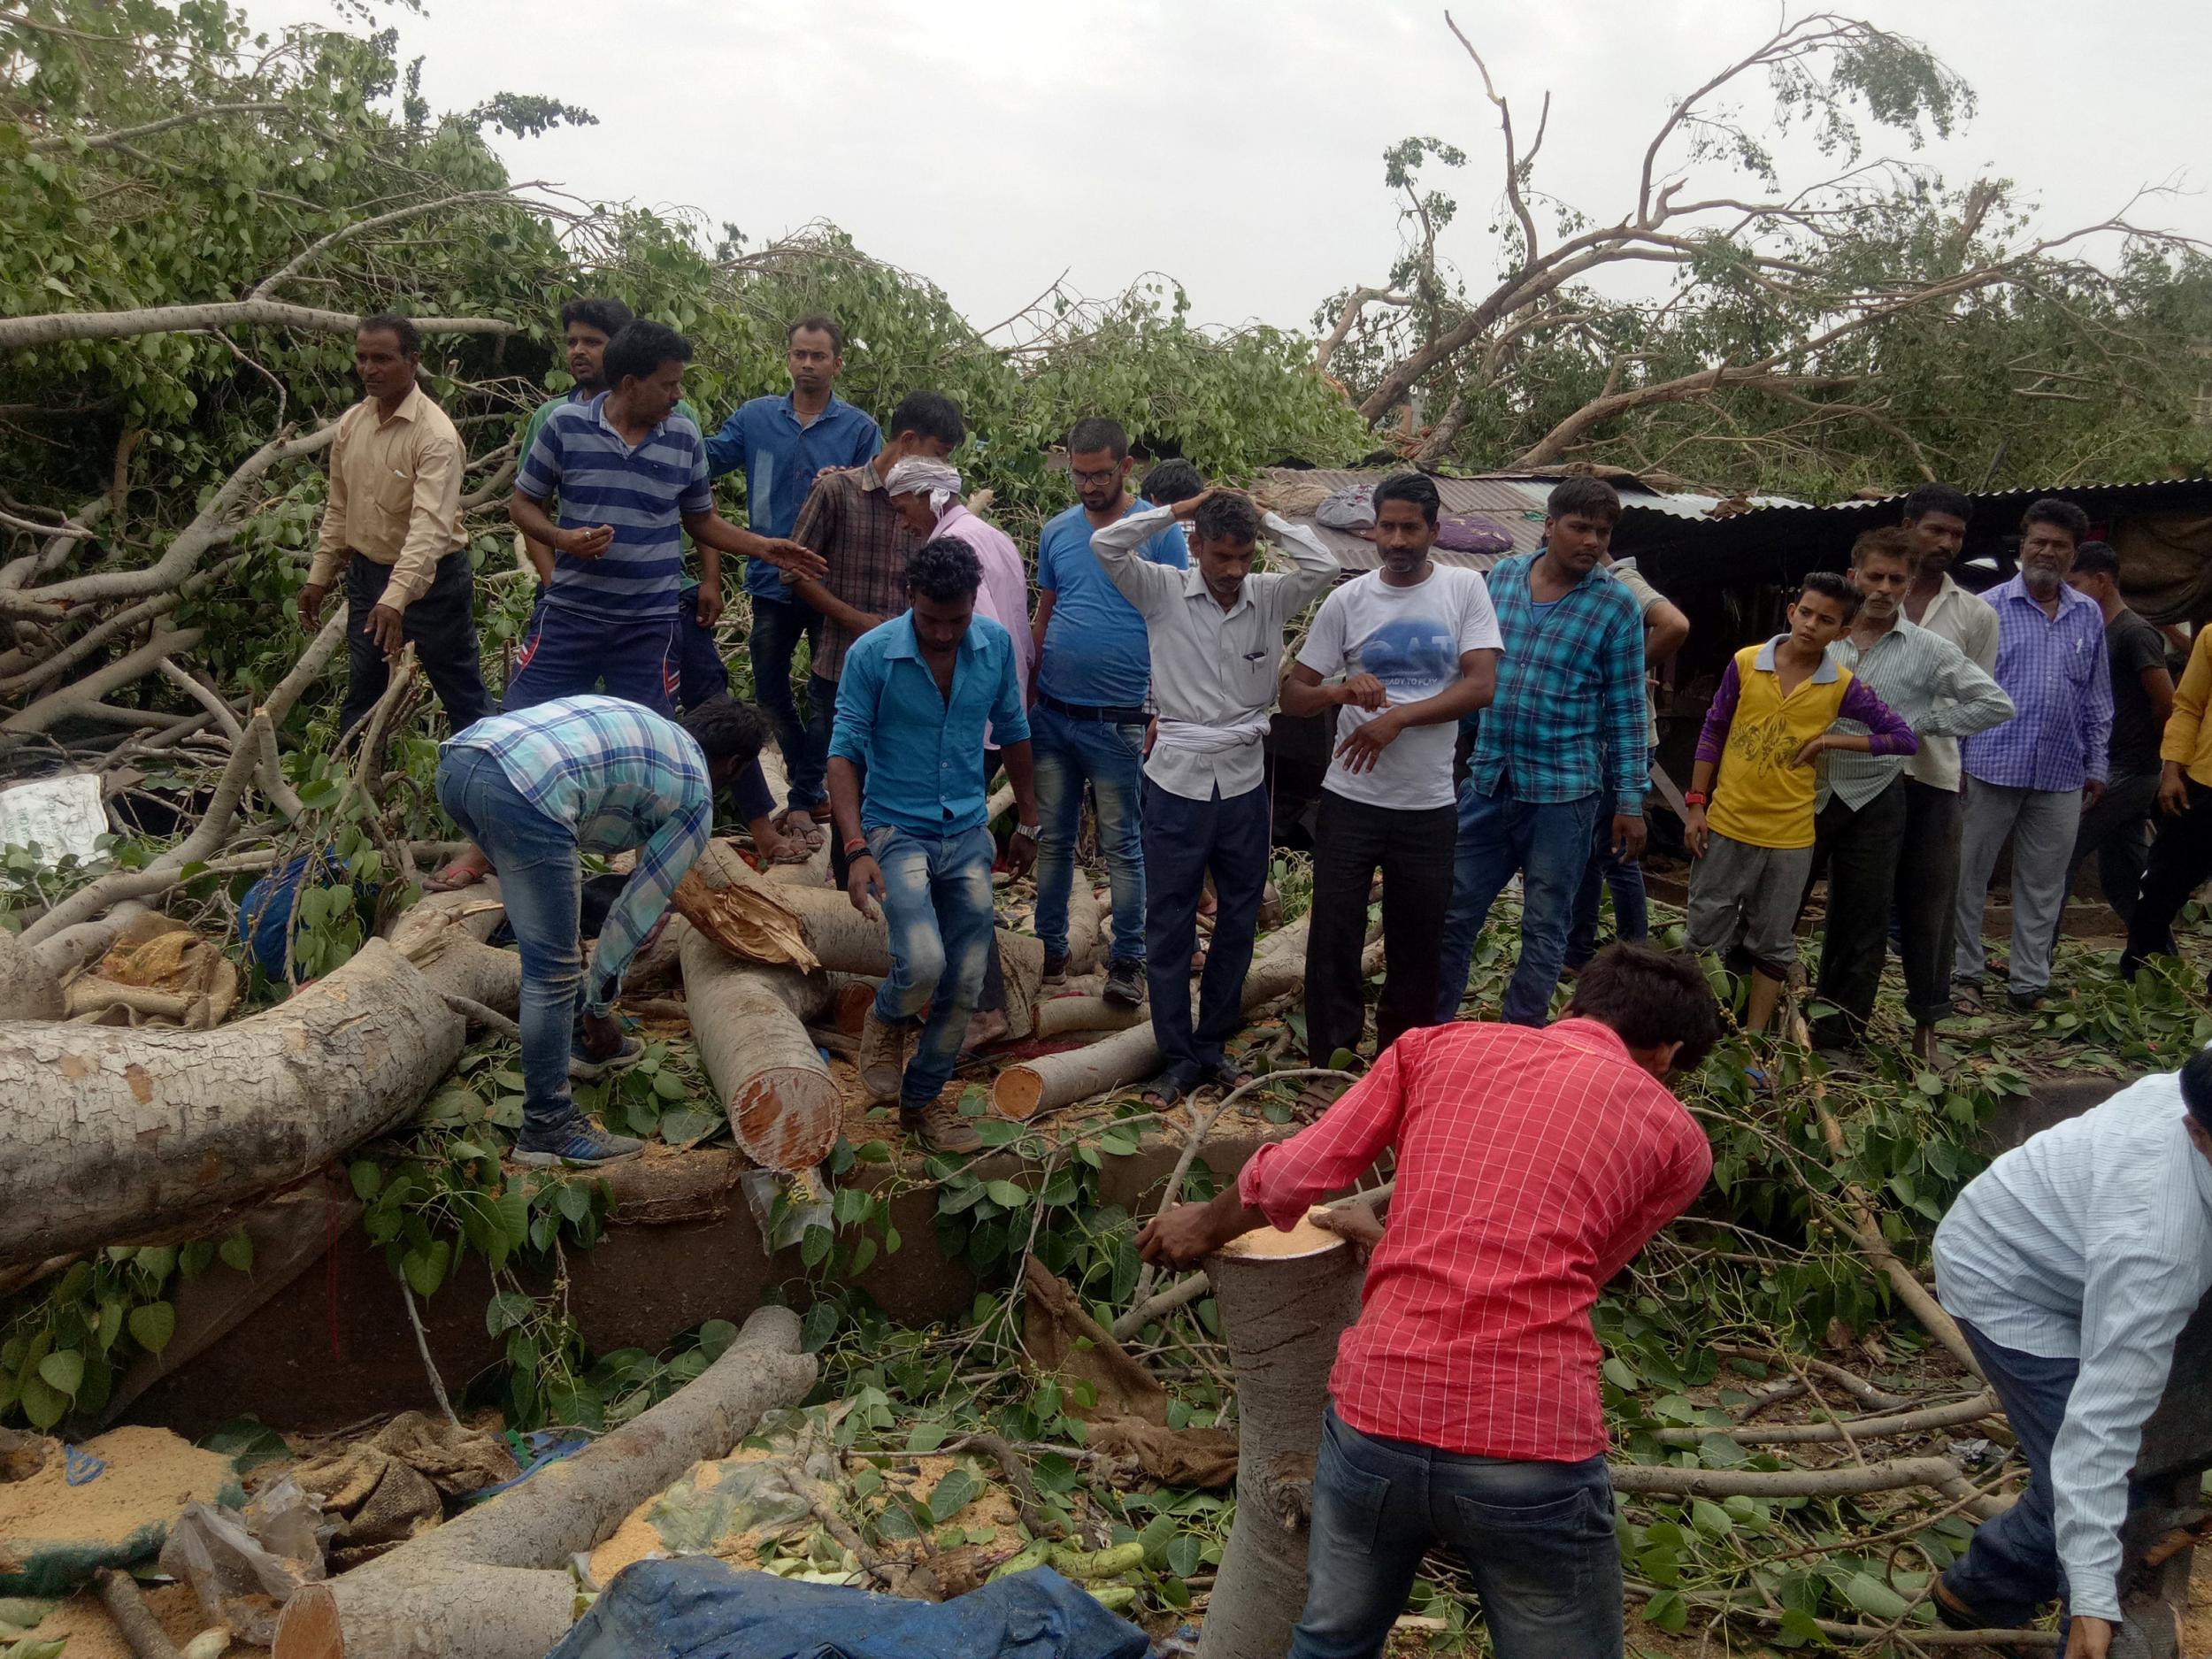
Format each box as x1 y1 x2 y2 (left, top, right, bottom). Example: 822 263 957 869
304 302 2212 1659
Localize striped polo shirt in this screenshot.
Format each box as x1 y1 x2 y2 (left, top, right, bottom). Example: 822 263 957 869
516 393 712 620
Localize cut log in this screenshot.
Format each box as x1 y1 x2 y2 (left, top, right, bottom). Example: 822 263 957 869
1064 878 1102 976
671 847 818 972
1032 994 1143 1039
386 884 519 1014
273 1304 818 1659
0 939 459 1269
678 923 842 1172
1197 1216 1365 1659
991 916 1312 1119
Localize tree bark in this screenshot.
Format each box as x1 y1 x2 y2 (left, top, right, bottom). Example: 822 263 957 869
272 1305 818 1659
1197 1220 1365 1659
0 939 459 1268
678 924 843 1172
991 917 1312 1118
0 301 515 354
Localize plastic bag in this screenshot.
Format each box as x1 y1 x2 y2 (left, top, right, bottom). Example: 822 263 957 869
157 1479 326 1646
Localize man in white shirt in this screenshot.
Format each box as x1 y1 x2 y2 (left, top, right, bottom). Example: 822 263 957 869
1897 482 2001 1034
1281 473 1502 1073
1931 1053 2212 1658
1089 487 1337 1104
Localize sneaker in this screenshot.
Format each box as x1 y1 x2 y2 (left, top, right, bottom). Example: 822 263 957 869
902 1097 983 1154
1103 958 1145 1009
856 1008 908 1102
570 1030 644 1078
2006 988 2047 1013
512 1116 644 1168
1041 951 1069 986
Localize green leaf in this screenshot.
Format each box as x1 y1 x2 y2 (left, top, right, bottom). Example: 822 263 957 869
1691 1498 1735 1540
1843 1572 1909 1621
37 1349 85 1396
556 1179 593 1225
128 1300 177 1354
1601 1356 1640 1392
1774 1607 1826 1647
134 1245 178 1283
907 1421 948 1454
698 1319 738 1363
219 1230 255 1273
19 1374 68 1430
349 1159 384 1201
1643 1588 1688 1632
800 1225 833 1267
833 1187 872 1226
486 1291 536 1336
1164 1532 1202 1579
926 1466 979 1525
652 1071 687 1102
984 1179 1029 1209
401 1241 450 1300
177 1240 216 1280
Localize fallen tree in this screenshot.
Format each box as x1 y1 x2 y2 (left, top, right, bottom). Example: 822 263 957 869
0 939 460 1269
272 1303 818 1659
679 922 844 1171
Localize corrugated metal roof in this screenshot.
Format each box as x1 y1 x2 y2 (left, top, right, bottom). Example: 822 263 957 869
1619 476 2212 526
1256 467 1561 572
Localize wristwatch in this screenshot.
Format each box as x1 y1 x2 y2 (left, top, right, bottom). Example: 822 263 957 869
1014 823 1041 841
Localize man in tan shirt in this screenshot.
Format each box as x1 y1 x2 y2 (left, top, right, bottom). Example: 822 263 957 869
300 312 494 735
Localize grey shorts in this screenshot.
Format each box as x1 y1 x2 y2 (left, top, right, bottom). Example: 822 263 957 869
1686 832 1814 971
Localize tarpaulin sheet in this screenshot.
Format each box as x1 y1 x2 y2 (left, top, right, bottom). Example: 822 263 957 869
547 1557 1149 1659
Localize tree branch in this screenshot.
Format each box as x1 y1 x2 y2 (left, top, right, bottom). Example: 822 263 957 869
0 298 516 353
28 100 295 154
250 186 548 300
1444 12 1540 265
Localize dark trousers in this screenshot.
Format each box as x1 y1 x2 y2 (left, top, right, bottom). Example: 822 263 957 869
2063 766 2159 927
750 593 828 814
1294 1406 1622 1659
342 549 493 736
1808 776 1910 1044
505 604 680 717
1303 790 1457 1064
2121 777 2212 978
1939 1321 2082 1635
1896 780 1966 1026
1141 778 1270 1076
1566 818 1650 969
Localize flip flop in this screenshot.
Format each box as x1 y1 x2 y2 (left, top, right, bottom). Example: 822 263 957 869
424 856 489 893
779 808 826 849
765 837 816 865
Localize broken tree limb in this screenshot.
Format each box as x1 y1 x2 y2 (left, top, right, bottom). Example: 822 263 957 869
1031 993 1143 1039
991 915 1315 1119
2 626 206 733
679 922 843 1171
272 1304 818 1659
1198 1218 1365 1659
0 301 516 356
94 1567 183 1659
0 938 460 1268
1609 1454 2001 1511
1653 1390 2001 1448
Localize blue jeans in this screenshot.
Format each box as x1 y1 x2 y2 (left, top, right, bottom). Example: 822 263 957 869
1567 754 1652 968
1030 701 1148 966
869 823 998 1110
1434 784 1602 1026
505 604 679 716
1294 1406 1622 1659
435 746 586 1141
1141 780 1271 1076
749 593 826 813
1939 1320 2085 1633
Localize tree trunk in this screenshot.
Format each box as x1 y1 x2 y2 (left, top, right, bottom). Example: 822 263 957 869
1032 993 1144 1039
1065 879 1102 976
273 1305 818 1659
0 939 459 1269
1197 1217 1364 1659
991 917 1310 1118
387 883 520 1014
678 924 842 1171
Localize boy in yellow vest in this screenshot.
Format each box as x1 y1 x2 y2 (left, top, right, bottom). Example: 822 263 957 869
1684 572 1918 1032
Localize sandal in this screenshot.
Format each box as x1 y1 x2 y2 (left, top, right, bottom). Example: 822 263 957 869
1143 1063 1203 1109
1294 1076 1351 1117
424 852 491 893
1201 1063 1252 1094
764 836 816 865
779 807 825 849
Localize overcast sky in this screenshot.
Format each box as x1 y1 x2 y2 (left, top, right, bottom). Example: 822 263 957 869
254 0 2212 336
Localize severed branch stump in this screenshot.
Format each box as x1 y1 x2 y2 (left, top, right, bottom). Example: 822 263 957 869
1197 1214 1364 1659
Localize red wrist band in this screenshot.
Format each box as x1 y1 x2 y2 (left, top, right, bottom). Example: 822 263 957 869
844 837 870 857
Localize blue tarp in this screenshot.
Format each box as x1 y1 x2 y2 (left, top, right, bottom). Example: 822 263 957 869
547 1558 1151 1659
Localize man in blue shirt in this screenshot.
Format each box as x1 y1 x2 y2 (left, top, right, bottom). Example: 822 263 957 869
829 539 1038 1152
703 315 882 845
1030 417 1189 1008
506 321 821 715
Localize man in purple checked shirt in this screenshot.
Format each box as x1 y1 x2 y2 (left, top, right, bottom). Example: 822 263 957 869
1952 498 2112 1014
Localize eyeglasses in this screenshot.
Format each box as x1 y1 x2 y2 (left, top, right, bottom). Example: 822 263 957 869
1071 466 1122 488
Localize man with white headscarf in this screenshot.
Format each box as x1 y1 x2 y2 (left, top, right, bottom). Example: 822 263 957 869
887 458 1034 1048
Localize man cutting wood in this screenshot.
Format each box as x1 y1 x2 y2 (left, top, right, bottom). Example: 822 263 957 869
1138 943 1722 1659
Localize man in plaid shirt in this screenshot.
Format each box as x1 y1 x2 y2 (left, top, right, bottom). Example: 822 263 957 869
1434 477 1650 1026
435 695 766 1166
1141 944 1722 1659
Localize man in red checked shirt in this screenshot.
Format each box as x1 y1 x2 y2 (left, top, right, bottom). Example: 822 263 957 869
1138 943 1722 1659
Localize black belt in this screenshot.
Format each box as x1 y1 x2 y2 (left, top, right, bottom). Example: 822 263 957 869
1040 693 1148 725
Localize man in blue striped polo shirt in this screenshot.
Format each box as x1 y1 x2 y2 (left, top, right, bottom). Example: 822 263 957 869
506 320 824 715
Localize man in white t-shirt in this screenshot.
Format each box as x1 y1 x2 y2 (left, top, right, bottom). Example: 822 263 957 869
1283 472 1503 1078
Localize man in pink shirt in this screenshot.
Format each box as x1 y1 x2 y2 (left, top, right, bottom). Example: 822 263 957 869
887 458 1033 1048
1141 943 1722 1659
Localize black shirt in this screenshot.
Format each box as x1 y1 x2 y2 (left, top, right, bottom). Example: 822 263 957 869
2105 607 2169 775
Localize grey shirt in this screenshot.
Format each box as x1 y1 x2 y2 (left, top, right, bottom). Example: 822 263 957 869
1823 618 2014 810
1091 504 1337 803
